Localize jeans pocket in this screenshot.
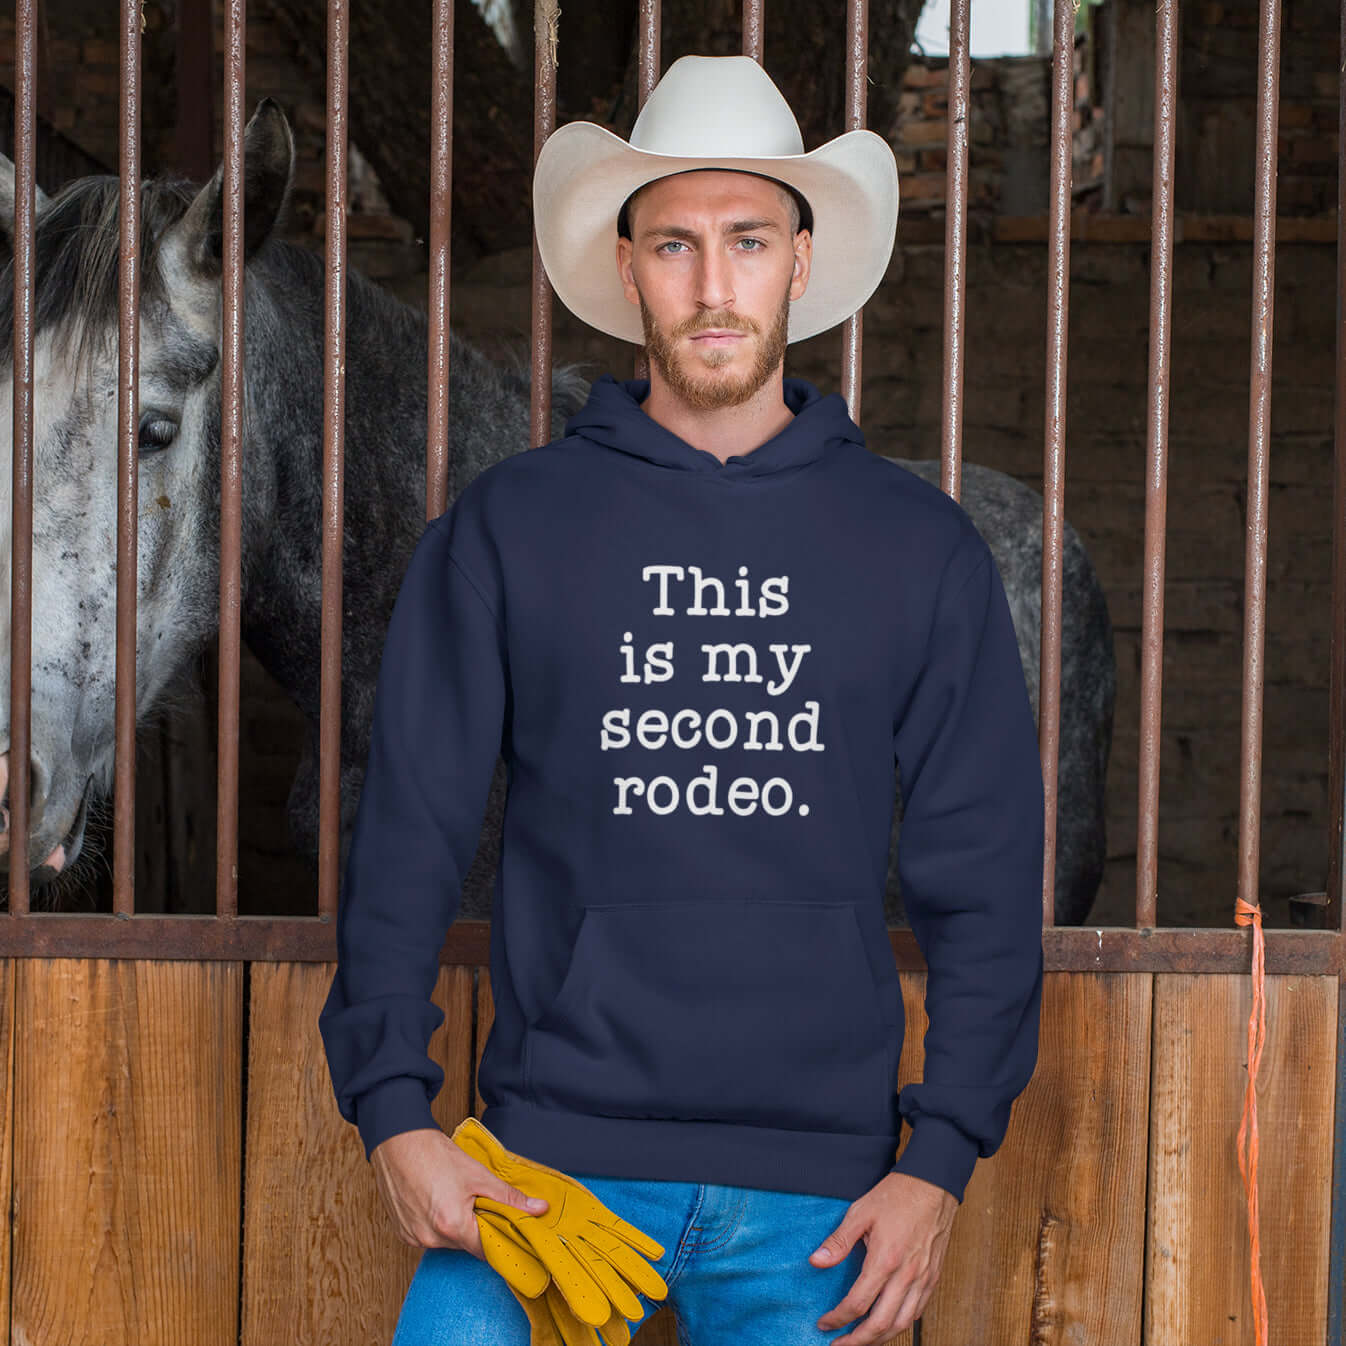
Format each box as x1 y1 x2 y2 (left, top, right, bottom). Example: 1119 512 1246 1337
522 898 897 1135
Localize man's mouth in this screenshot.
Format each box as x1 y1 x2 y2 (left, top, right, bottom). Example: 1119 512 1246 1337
690 330 747 346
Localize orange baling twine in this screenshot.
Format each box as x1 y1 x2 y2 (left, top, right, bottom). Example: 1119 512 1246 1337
1234 894 1268 1346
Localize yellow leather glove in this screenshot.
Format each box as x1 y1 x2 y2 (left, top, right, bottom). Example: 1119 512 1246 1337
466 1195 642 1345
499 1276 636 1346
473 1212 635 1344
451 1117 668 1329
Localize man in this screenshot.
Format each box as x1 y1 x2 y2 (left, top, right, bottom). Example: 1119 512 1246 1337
320 54 1045 1345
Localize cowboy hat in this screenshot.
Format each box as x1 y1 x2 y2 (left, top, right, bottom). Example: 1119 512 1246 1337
532 54 900 345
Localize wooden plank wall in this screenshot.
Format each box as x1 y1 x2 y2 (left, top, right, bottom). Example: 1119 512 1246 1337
0 959 1334 1345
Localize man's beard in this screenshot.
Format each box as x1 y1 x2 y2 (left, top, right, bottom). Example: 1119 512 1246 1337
638 282 791 411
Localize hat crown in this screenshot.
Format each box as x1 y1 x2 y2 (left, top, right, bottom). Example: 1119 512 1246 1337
628 55 806 158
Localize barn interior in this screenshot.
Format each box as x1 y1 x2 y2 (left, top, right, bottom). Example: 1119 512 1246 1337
2 0 1338 933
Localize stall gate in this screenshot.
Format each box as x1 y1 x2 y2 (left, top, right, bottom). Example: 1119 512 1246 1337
0 0 1340 1343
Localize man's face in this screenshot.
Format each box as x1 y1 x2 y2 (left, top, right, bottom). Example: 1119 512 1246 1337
616 170 812 411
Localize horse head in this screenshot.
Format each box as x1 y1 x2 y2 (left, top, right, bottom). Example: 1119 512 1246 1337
0 99 293 899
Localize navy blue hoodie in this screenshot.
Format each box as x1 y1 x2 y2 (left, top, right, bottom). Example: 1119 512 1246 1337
319 373 1045 1204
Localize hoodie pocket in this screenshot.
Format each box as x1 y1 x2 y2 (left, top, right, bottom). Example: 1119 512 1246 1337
522 899 900 1136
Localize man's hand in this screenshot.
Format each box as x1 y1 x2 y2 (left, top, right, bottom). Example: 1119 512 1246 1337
809 1171 958 1344
369 1126 550 1259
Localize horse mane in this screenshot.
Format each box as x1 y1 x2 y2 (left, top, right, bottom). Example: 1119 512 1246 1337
0 173 198 377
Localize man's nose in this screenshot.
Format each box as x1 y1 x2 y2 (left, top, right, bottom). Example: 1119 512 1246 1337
695 247 734 313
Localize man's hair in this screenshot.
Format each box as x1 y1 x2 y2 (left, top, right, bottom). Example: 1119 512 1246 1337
617 171 813 242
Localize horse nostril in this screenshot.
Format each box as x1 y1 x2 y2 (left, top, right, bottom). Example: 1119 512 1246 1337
0 753 47 832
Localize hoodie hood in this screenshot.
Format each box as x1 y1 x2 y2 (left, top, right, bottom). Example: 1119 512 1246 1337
563 374 865 482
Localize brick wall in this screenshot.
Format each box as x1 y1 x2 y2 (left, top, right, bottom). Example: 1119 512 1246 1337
1186 0 1341 214
1111 0 1342 214
888 42 1101 218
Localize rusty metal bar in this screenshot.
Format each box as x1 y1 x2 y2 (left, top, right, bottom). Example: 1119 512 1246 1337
113 0 143 916
1328 0 1346 937
637 1 659 130
1328 1 1345 1279
215 0 245 921
0 916 1336 974
529 0 559 450
7 0 35 915
1135 0 1180 930
426 0 455 521
1038 0 1073 928
1235 0 1282 929
742 0 763 63
632 0 660 382
318 0 350 923
939 0 970 502
839 0 867 422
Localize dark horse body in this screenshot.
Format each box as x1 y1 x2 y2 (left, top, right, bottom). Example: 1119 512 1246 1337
0 101 1112 924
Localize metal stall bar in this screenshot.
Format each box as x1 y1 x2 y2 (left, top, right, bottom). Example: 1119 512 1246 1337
426 0 455 521
1134 0 1179 930
1038 0 1074 927
113 0 144 915
839 0 868 424
529 0 559 451
637 1 659 135
1235 0 1281 923
1328 5 1346 1338
1330 5 1346 942
632 0 660 382
939 0 970 505
1232 4 1283 1339
742 0 763 63
7 0 35 914
318 0 350 922
215 0 246 921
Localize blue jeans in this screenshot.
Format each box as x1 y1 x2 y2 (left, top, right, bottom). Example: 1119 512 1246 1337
390 1170 875 1344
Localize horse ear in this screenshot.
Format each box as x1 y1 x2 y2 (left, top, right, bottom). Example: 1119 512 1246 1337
169 98 295 276
0 151 52 246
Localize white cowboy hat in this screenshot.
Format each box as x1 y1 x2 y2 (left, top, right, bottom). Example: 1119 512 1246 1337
533 54 900 345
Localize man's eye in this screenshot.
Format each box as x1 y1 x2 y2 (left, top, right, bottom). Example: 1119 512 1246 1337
657 240 687 254
738 238 765 250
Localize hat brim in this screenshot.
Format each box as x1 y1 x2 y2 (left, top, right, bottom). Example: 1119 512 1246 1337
533 122 899 345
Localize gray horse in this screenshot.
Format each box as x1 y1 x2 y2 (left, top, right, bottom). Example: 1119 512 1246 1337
0 98 1113 924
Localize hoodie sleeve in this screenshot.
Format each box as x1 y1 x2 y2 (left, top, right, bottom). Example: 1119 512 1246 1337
318 509 508 1161
890 536 1046 1203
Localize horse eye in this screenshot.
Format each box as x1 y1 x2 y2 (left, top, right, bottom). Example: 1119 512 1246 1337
137 414 178 453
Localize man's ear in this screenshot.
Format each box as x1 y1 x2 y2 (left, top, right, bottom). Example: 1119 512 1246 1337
790 228 812 302
617 236 640 308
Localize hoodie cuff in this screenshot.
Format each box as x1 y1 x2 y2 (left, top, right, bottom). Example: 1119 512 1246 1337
891 1115 979 1203
354 1077 441 1162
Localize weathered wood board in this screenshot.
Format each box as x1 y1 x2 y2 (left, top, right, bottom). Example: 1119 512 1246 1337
242 960 473 1346
1145 973 1336 1346
0 959 1332 1346
9 958 242 1346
